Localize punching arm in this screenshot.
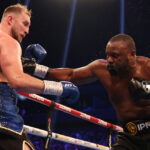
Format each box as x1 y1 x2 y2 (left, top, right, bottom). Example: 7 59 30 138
22 58 99 85
21 57 74 81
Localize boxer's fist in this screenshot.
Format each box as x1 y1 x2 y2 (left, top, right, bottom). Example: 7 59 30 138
21 57 36 75
61 81 80 104
22 57 49 78
24 44 47 63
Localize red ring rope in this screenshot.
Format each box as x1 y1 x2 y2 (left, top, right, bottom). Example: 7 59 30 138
18 92 123 132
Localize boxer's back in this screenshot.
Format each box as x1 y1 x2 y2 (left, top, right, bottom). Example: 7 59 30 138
0 30 9 83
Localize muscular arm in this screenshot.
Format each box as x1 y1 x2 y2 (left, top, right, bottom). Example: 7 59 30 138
22 57 108 85
47 60 101 85
0 38 44 93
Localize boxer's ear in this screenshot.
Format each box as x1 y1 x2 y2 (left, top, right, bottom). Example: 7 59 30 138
131 49 136 56
7 15 13 25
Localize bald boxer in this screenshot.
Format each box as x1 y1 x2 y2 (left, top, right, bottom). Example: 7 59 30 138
23 34 150 150
0 4 79 150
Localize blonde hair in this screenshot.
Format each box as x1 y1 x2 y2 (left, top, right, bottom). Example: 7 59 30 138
1 3 31 20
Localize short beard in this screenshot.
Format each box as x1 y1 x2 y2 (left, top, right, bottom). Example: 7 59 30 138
107 64 119 76
11 27 20 43
107 63 129 76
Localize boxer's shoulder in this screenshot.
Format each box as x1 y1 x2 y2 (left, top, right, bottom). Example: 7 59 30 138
136 56 150 69
92 59 107 68
86 59 108 74
136 56 150 63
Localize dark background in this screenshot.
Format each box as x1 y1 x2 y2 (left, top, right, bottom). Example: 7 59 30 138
1 0 150 149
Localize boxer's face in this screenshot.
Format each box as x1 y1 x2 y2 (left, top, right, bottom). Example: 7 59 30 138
11 11 30 43
106 41 130 76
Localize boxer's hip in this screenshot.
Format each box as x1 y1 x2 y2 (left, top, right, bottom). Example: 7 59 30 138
0 82 24 133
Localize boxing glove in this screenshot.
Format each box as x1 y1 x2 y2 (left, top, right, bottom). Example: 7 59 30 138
61 81 80 104
22 57 49 78
44 81 80 104
129 77 150 100
24 44 47 63
22 57 36 75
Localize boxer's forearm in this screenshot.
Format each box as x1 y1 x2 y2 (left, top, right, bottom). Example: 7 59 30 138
45 68 73 81
22 57 74 81
22 57 96 85
10 73 44 94
10 72 79 104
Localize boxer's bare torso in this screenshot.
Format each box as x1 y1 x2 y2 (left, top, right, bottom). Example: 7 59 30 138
0 27 32 150
92 57 150 121
0 30 12 83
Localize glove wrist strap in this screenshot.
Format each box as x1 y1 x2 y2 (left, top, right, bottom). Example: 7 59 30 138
43 80 63 96
34 64 49 78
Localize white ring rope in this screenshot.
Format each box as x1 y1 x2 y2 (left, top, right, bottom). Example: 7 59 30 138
24 125 109 150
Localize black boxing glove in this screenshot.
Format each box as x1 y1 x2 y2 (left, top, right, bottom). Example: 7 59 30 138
129 77 150 101
22 57 49 78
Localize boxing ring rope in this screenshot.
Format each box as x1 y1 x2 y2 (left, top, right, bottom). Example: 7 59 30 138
18 92 123 132
24 125 109 150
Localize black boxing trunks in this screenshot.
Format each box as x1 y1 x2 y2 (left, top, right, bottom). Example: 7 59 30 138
0 127 35 150
111 120 150 150
121 120 150 136
111 132 150 150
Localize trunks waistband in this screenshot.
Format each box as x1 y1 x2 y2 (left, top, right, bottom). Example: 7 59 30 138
0 125 23 136
120 120 150 136
0 126 35 150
